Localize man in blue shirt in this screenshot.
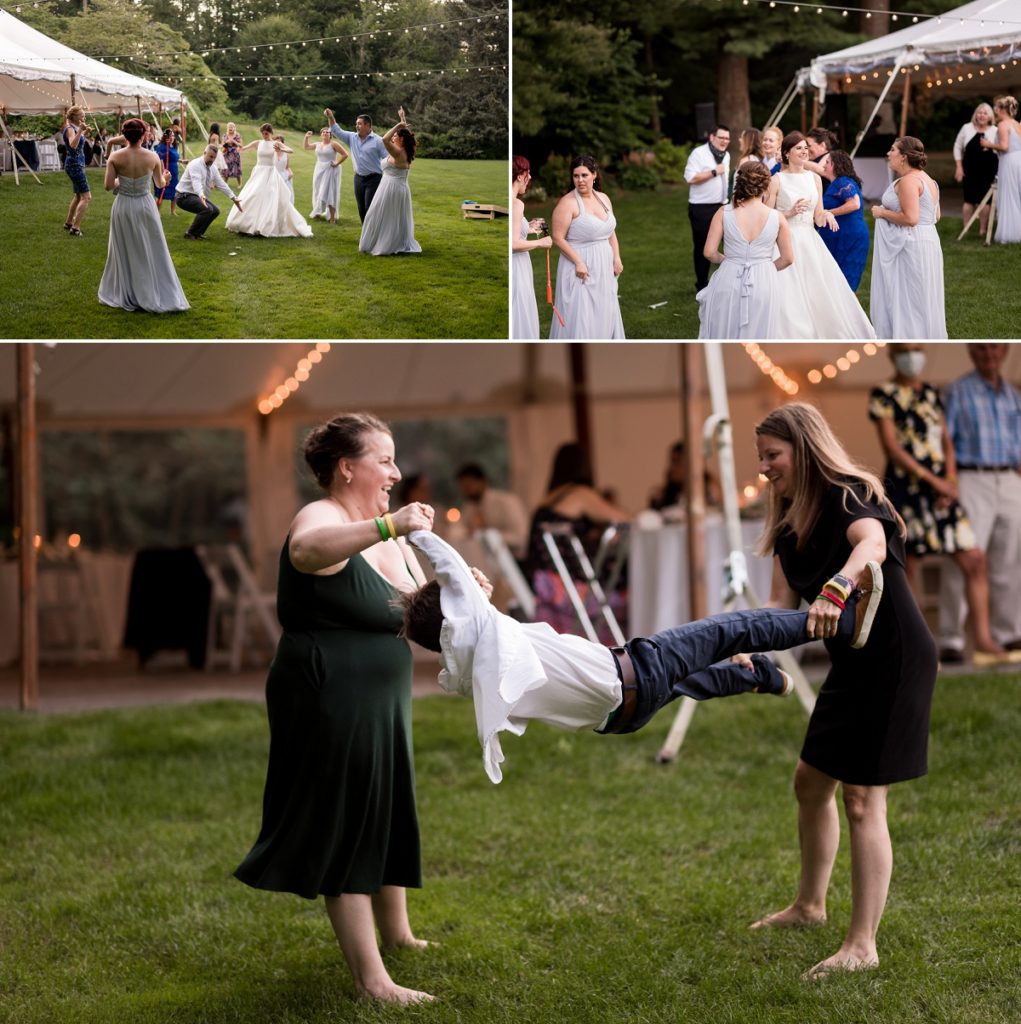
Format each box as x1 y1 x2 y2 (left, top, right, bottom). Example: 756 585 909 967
939 343 1021 660
324 108 388 222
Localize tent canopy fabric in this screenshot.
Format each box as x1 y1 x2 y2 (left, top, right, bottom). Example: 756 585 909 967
807 0 1021 96
0 9 181 115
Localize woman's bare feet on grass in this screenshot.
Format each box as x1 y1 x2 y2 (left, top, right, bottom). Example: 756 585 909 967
357 980 436 1004
802 949 879 980
749 904 827 929
382 935 434 952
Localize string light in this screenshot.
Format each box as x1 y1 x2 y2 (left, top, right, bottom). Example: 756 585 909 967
743 343 885 393
11 12 506 64
151 64 507 86
258 342 332 416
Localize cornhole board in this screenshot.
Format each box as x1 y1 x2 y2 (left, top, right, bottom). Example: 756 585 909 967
461 201 508 220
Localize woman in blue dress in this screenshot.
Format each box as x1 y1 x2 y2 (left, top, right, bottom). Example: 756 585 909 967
61 106 92 237
817 150 870 291
154 128 180 216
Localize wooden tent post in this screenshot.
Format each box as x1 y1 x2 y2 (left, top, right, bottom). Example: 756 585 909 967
899 69 911 136
16 344 39 712
568 344 592 457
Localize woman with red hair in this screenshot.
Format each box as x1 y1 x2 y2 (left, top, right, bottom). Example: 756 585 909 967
512 155 552 338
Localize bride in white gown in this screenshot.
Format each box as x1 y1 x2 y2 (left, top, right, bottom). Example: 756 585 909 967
226 123 312 237
767 132 875 339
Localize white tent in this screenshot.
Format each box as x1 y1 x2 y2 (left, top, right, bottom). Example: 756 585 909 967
795 0 1021 159
0 8 182 114
808 0 1021 96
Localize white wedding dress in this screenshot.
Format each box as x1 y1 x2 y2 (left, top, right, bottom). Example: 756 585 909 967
772 170 875 339
226 140 311 237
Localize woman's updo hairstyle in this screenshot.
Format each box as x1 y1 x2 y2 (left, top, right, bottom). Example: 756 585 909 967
395 126 417 162
512 154 531 183
780 131 806 166
994 95 1019 118
733 161 771 205
569 154 600 190
895 136 927 169
304 412 391 491
121 118 147 144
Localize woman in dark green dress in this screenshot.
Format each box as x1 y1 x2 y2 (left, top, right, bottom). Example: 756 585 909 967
749 403 937 980
235 412 437 1004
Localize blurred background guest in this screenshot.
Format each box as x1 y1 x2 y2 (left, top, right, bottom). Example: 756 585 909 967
512 155 553 339
869 343 1010 666
818 149 870 291
939 344 1021 662
981 95 1021 244
455 463 528 559
154 128 180 215
953 103 998 236
734 127 764 192
762 125 783 175
222 122 244 185
648 440 722 511
527 442 629 641
61 106 92 237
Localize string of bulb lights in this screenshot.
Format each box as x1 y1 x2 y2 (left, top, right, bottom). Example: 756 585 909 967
741 342 887 395
258 343 332 416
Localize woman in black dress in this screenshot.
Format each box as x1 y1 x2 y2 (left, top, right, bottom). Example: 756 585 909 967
234 413 438 1004
749 403 937 979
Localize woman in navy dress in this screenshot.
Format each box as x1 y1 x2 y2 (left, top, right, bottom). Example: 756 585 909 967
61 105 92 237
818 150 870 290
154 128 180 216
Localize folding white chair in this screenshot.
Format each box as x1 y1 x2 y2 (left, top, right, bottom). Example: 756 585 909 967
195 544 280 672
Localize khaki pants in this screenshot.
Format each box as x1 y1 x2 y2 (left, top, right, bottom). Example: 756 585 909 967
938 469 1021 649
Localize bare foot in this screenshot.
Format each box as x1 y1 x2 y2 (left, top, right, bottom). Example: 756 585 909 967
802 950 879 980
382 936 434 952
357 981 436 1004
749 905 826 929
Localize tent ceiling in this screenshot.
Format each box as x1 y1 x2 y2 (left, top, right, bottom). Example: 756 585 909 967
808 0 1021 96
0 9 181 114
2 343 1013 424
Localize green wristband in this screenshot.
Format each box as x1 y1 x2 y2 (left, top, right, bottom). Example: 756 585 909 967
374 517 389 542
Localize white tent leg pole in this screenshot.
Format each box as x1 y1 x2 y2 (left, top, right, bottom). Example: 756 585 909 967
657 342 814 765
850 53 907 159
0 113 42 185
957 184 995 241
985 183 998 245
764 74 799 129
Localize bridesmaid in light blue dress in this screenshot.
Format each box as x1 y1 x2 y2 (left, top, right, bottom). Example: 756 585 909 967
981 95 1021 244
99 118 189 313
512 156 552 339
550 155 624 339
698 162 792 339
358 109 422 256
870 137 946 339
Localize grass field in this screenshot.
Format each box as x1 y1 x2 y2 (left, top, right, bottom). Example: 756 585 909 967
1 669 1019 1023
0 122 508 339
525 183 1021 339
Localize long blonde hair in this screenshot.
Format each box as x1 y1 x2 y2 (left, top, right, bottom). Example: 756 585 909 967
755 402 904 554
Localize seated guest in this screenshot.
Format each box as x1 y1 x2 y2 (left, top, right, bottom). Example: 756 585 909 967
456 463 529 559
527 442 629 642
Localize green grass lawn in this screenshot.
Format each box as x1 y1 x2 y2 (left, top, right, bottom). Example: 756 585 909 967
526 183 1021 339
0 122 507 339
1 670 1019 1023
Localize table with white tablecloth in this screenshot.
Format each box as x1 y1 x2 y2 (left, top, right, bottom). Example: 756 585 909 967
0 552 134 666
628 516 774 638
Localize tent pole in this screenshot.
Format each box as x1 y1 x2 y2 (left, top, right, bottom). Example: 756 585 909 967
763 74 798 130
850 53 907 158
567 344 592 456
0 112 43 185
811 93 819 130
70 72 76 105
16 344 39 712
899 69 911 136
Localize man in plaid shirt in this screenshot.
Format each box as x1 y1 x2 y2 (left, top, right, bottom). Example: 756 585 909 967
939 344 1021 660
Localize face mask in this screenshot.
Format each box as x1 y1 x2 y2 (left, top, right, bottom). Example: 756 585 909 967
894 351 926 377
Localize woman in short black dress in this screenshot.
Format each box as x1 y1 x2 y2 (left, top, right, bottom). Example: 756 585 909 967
750 403 937 979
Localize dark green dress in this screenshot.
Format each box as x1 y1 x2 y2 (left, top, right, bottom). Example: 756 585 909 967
235 544 421 898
